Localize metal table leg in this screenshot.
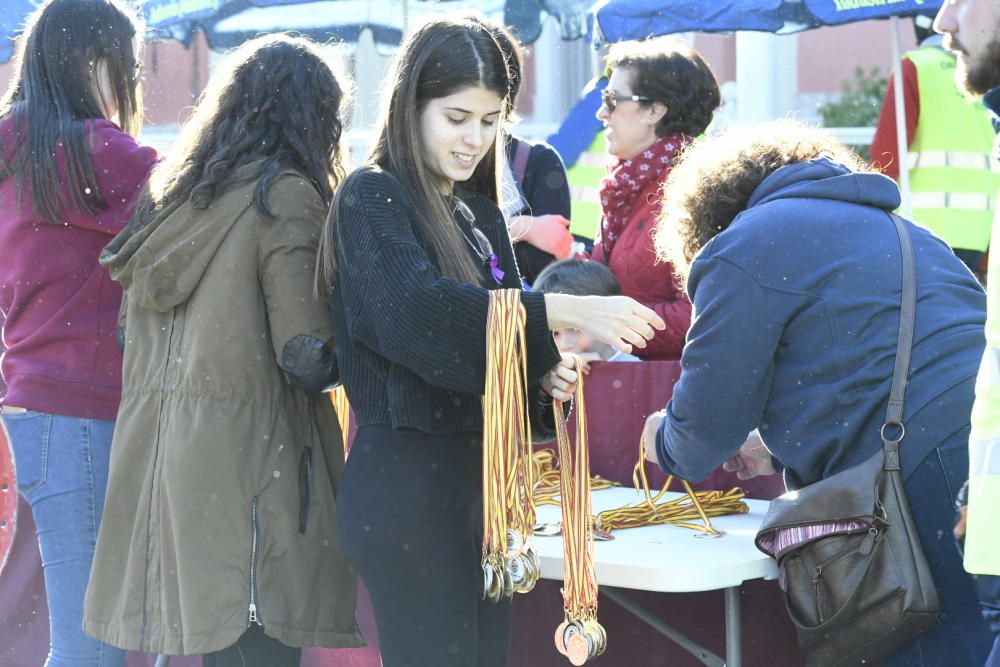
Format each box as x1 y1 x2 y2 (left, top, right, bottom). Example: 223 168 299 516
600 586 726 667
725 586 742 667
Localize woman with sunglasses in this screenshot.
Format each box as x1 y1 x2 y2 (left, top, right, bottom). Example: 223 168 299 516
593 37 721 360
322 15 664 667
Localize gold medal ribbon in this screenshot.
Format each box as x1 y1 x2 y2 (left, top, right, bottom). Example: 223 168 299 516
482 290 540 601
552 358 606 664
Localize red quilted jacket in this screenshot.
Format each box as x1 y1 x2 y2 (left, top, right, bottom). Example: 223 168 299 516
592 168 691 360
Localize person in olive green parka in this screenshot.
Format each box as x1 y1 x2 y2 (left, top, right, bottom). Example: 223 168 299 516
81 35 363 663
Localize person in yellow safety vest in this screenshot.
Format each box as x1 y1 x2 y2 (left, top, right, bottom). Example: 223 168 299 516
548 77 609 251
871 14 1000 278
565 131 607 243
935 1 1000 665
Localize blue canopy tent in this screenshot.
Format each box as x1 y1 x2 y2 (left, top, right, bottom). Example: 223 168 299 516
583 0 946 216
143 0 590 53
1 0 591 64
588 0 939 43
144 0 424 54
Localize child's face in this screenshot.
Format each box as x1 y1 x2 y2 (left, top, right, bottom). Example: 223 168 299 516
553 328 596 355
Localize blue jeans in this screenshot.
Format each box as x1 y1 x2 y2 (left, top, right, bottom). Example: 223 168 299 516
883 429 994 667
2 410 125 667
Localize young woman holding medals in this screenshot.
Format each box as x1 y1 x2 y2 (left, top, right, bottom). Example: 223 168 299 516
322 15 664 667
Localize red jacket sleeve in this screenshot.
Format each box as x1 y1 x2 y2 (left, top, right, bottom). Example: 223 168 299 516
591 241 691 360
870 58 919 180
633 288 691 360
62 120 158 235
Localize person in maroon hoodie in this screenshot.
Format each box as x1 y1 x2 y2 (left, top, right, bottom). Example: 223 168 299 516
592 38 721 360
0 1 156 665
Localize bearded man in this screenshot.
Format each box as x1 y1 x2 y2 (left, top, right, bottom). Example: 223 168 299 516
937 2 1000 665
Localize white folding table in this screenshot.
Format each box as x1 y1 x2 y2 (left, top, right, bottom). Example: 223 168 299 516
531 487 778 667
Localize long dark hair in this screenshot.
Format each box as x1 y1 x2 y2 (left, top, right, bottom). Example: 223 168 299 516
0 0 143 225
139 34 351 224
322 15 520 287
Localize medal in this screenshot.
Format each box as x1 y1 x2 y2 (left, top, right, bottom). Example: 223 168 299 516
554 620 570 655
565 632 590 666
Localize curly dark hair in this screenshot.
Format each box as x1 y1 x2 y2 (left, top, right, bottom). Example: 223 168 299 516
654 120 869 285
140 34 351 224
605 37 720 137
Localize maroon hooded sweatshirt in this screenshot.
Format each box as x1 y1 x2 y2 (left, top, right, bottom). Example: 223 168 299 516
0 117 157 420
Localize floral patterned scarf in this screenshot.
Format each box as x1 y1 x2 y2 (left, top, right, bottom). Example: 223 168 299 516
598 134 689 256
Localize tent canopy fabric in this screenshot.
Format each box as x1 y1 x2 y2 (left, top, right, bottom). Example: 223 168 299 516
0 0 591 63
589 0 943 44
142 0 588 54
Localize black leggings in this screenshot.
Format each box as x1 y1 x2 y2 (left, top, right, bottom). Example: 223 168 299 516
337 425 511 667
201 625 300 667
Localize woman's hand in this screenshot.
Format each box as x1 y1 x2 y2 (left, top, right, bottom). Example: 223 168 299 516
545 293 666 355
511 214 573 259
722 431 777 480
642 410 666 463
541 354 587 402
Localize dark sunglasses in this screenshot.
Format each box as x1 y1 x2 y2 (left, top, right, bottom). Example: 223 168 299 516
453 197 496 261
601 89 653 113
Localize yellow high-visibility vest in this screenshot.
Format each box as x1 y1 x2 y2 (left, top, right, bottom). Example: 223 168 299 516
967 203 1000 576
566 132 607 241
904 46 1000 252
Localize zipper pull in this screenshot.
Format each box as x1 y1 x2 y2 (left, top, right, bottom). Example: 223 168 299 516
859 527 878 556
248 603 260 625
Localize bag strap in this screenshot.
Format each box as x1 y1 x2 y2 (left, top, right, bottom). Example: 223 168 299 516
512 139 532 185
882 213 917 471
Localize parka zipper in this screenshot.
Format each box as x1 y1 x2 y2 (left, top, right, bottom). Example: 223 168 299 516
248 495 262 626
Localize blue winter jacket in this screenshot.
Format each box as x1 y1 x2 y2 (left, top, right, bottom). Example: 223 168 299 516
655 158 986 488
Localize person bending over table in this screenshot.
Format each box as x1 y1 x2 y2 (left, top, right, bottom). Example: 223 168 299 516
640 121 993 667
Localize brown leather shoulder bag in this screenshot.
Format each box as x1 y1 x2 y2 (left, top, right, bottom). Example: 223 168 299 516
754 213 940 666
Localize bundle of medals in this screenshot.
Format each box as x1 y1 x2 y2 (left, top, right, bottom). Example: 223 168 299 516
552 357 606 665
591 438 749 536
481 290 541 602
531 438 748 538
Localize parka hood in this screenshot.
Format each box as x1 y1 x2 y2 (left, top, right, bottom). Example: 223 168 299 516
746 158 901 212
101 177 257 313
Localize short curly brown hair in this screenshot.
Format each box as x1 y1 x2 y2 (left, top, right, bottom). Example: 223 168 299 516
605 37 720 137
653 120 870 285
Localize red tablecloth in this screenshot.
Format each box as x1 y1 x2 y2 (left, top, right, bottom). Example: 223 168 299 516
508 360 803 667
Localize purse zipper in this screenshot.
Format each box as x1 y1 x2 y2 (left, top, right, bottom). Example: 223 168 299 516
810 529 879 623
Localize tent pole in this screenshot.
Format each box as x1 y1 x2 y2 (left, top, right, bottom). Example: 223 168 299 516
891 15 912 218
